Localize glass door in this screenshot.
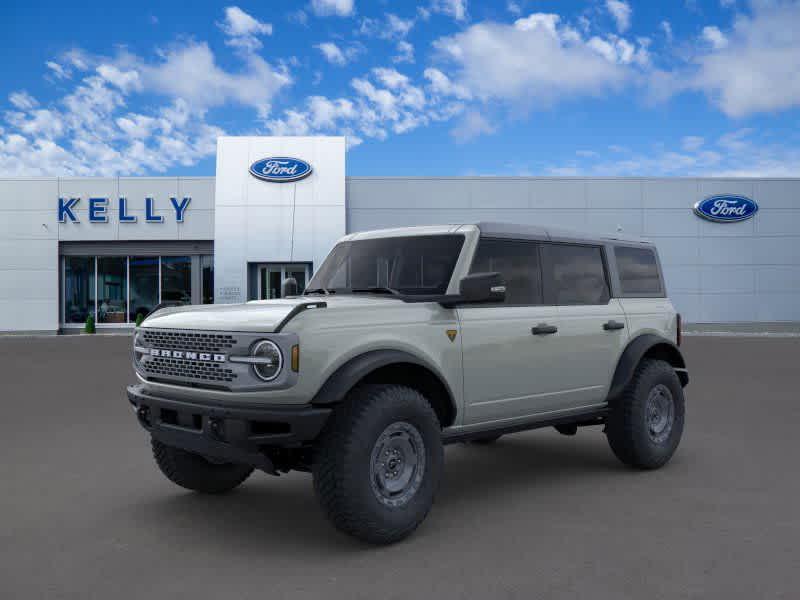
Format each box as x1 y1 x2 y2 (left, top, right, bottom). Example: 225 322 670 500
257 263 310 299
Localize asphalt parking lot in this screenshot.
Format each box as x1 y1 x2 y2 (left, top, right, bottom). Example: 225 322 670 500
1 335 798 599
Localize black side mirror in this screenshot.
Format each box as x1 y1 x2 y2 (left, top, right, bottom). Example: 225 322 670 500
282 277 299 297
458 272 506 304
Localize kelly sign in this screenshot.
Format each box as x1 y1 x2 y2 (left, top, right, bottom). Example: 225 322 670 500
58 197 191 223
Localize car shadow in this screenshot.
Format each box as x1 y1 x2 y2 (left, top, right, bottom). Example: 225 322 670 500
129 428 635 553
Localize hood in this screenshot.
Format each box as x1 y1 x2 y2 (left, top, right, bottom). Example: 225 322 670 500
141 295 401 333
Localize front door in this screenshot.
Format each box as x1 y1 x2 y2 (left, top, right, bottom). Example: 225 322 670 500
257 263 310 299
459 238 568 425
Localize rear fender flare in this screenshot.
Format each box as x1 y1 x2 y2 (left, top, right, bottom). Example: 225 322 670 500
607 334 688 401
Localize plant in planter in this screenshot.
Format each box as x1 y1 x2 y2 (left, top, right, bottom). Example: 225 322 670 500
84 314 96 334
135 313 145 327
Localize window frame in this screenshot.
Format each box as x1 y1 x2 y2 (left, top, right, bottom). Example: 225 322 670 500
465 236 545 307
539 241 613 307
611 244 666 299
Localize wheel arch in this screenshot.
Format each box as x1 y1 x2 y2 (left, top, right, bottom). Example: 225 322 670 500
607 334 688 401
311 349 458 428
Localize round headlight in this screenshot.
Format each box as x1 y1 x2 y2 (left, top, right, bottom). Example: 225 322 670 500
252 340 283 382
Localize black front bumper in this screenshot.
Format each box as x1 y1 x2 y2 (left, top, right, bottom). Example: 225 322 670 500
127 384 331 472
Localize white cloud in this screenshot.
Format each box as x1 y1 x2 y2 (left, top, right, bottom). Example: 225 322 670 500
432 13 638 107
507 1 522 16
0 33 288 175
9 91 38 111
139 42 290 116
310 0 354 17
546 128 800 177
314 42 363 66
691 1 800 116
606 0 632 33
386 14 415 38
660 20 673 43
681 135 705 152
423 67 472 100
393 41 415 63
701 25 728 49
45 61 71 80
218 6 272 51
451 110 496 142
266 66 463 145
430 0 468 21
720 0 736 7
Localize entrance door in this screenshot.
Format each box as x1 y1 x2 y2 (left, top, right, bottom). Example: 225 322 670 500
257 263 310 299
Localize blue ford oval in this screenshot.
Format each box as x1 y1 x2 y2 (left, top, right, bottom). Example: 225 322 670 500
249 157 313 183
693 195 758 223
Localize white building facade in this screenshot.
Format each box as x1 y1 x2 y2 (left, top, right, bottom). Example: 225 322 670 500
0 136 798 334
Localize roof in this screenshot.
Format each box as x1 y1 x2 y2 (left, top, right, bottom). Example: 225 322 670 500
342 222 653 246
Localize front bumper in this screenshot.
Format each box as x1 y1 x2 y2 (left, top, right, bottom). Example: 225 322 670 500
127 384 331 472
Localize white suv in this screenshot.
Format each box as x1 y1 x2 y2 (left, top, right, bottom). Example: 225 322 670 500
128 222 688 544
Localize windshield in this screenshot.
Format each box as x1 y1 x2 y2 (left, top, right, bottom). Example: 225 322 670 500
306 235 465 296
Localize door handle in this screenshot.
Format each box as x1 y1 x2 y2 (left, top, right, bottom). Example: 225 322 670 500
532 324 558 335
603 320 625 331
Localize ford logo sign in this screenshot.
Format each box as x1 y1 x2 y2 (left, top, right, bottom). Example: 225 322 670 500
693 195 758 223
249 157 312 183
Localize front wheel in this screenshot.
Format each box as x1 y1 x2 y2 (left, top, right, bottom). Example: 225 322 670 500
605 359 685 469
313 384 443 544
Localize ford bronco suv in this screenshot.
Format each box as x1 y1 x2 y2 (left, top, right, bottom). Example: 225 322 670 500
127 222 688 544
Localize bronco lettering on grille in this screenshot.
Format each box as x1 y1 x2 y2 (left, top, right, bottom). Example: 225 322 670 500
149 349 227 362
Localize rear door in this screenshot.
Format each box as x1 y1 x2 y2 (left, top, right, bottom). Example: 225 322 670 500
540 243 629 409
458 238 567 425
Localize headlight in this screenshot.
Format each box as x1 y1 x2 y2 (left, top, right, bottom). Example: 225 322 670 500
251 340 283 381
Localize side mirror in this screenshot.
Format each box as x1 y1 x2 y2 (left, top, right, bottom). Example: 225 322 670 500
282 277 299 297
458 272 506 304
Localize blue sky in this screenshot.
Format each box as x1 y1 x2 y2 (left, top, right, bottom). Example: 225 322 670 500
1 0 798 177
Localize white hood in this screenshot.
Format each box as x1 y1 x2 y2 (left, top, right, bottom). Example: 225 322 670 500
141 295 397 333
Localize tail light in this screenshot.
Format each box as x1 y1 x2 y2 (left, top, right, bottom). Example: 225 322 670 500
676 313 682 347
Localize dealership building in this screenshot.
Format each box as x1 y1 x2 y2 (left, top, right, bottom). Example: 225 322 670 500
1 135 798 334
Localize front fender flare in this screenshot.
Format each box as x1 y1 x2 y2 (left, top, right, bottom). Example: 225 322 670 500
607 334 688 401
311 349 456 415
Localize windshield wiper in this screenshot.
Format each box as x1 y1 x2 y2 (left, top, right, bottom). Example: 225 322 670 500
350 287 401 296
304 287 333 295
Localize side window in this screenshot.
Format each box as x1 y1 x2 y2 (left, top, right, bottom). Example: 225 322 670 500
542 243 610 305
469 238 542 305
615 246 664 296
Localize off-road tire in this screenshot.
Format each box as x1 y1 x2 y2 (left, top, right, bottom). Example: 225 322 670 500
151 438 254 493
313 384 444 544
605 359 685 470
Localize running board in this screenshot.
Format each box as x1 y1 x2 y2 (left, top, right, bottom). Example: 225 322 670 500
442 407 608 445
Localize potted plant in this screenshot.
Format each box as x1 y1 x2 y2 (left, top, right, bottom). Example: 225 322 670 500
84 314 96 334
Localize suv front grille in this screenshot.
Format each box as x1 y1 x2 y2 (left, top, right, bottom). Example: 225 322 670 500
143 356 238 383
142 330 237 353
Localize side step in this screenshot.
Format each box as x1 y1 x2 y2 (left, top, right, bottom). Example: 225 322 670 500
442 408 607 445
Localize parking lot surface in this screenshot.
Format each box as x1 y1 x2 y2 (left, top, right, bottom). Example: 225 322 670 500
1 335 798 599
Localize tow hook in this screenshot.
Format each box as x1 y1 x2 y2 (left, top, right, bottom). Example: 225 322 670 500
208 417 225 441
136 405 151 427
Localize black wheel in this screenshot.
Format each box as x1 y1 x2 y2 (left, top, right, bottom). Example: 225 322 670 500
313 384 444 544
151 438 254 493
605 359 685 470
469 434 502 445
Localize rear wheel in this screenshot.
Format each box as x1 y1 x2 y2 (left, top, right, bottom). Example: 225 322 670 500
151 438 254 493
313 384 443 544
605 359 685 469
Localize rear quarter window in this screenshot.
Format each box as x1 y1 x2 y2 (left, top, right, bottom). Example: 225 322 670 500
614 246 664 296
